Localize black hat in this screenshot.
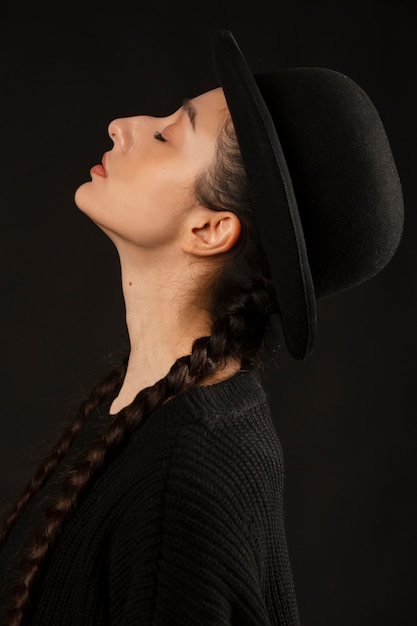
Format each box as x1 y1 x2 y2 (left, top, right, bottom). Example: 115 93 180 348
211 29 404 360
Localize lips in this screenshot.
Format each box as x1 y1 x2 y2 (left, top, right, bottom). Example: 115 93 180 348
90 153 108 178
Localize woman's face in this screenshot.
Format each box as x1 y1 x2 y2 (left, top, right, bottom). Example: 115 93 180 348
74 87 229 250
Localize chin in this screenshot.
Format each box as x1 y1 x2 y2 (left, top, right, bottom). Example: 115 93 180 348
73 184 116 241
74 181 93 214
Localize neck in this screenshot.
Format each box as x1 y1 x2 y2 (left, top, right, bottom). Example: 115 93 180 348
109 244 213 414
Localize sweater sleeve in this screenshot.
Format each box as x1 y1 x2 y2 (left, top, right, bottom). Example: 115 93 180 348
108 417 300 626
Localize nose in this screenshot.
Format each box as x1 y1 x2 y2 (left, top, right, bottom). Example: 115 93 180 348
108 118 130 152
108 115 162 152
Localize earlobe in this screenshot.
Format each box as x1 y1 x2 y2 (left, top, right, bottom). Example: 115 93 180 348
182 210 241 257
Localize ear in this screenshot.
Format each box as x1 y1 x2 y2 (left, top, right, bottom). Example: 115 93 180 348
181 209 241 257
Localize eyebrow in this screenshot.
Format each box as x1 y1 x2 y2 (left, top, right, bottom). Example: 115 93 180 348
182 97 196 130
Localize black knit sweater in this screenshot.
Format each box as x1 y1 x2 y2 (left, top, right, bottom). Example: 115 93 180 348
0 368 300 625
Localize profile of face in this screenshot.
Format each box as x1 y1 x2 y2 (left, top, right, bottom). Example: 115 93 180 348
74 87 236 257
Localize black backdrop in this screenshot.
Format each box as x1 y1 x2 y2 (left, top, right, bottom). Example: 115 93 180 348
1 1 416 624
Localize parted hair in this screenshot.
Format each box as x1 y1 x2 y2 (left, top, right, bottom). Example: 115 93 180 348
0 117 279 625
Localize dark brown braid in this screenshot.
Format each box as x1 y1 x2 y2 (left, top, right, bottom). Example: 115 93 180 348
1 116 279 625
0 358 127 552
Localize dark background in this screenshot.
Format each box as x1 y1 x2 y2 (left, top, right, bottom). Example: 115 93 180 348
1 1 415 624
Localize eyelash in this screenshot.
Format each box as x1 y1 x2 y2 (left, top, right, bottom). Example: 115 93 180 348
154 131 167 142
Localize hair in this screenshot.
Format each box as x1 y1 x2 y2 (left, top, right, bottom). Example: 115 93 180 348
0 115 279 625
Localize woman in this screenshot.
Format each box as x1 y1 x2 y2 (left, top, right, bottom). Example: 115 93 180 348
0 29 403 625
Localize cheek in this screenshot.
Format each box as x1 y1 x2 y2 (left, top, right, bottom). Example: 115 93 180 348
74 155 200 248
129 161 196 214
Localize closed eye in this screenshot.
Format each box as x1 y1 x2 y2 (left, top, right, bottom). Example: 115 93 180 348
154 131 167 142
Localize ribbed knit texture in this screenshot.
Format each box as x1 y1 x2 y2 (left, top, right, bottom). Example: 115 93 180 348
0 368 300 625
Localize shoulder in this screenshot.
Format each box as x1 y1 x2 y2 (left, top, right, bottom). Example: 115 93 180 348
157 370 286 537
144 366 283 481
165 396 285 515
146 367 284 482
108 368 285 519
105 371 287 579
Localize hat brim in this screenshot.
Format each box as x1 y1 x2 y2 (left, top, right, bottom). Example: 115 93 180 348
211 29 316 360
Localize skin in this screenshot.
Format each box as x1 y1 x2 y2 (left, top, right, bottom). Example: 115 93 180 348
75 87 241 414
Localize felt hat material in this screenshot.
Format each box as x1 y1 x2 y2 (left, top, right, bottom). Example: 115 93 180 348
212 29 404 360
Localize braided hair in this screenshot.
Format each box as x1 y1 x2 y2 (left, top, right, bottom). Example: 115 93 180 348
0 116 279 625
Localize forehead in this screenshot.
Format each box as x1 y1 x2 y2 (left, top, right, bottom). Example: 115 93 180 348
192 87 230 126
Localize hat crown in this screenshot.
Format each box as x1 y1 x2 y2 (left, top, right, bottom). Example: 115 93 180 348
255 67 404 299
